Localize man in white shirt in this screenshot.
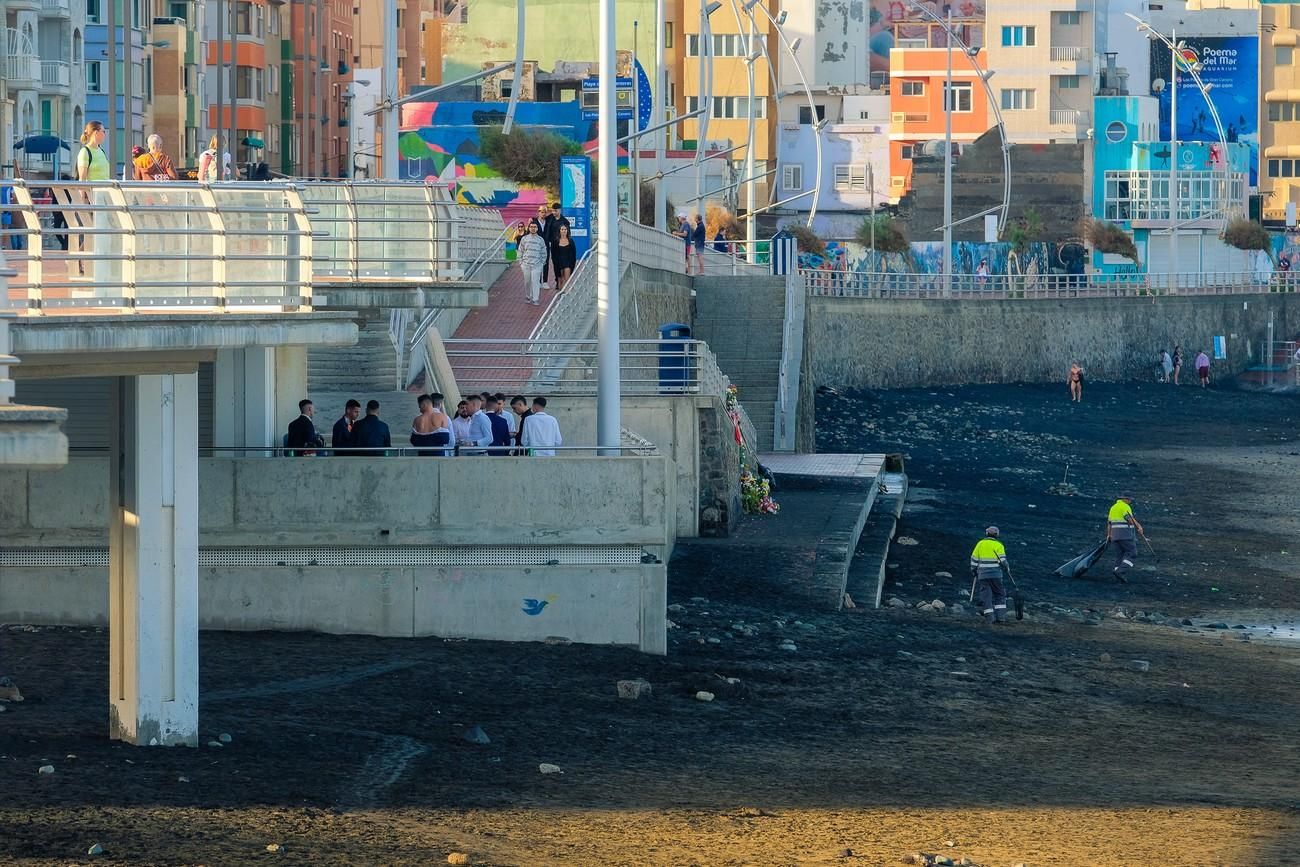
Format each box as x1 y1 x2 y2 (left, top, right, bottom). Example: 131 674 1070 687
464 394 494 455
520 396 563 456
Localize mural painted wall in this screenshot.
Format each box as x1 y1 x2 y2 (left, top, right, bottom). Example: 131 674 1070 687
439 0 659 92
397 101 592 210
799 240 1080 276
1149 35 1259 185
870 0 985 74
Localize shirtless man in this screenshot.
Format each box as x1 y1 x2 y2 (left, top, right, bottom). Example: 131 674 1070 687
410 393 454 456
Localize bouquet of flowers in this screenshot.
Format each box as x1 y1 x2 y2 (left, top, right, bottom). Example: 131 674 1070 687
740 470 779 515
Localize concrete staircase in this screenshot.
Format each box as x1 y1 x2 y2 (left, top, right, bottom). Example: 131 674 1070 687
693 276 787 451
308 317 401 395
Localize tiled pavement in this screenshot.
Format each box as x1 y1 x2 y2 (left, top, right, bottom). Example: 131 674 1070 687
449 262 565 392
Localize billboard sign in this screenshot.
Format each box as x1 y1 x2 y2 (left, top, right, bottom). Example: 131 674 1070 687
1150 35 1258 185
559 155 592 260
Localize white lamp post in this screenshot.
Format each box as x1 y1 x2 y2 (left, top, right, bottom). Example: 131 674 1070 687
597 0 621 455
382 0 399 178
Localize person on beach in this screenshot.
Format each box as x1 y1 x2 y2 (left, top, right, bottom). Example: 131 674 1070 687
1172 345 1183 386
1106 495 1146 584
1195 349 1211 388
1068 361 1083 403
969 526 1012 625
1160 349 1173 383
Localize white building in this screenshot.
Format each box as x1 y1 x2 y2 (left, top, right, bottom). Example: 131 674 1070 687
3 0 85 177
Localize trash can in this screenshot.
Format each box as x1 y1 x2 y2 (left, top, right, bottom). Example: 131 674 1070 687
658 322 693 393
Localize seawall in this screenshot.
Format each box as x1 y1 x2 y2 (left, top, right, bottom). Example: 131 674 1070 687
808 293 1300 389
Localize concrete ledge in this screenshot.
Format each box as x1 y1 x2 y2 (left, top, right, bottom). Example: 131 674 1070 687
0 404 68 469
315 282 488 311
10 313 359 355
0 563 668 654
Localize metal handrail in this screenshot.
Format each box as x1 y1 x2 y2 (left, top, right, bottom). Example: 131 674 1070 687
803 268 1300 299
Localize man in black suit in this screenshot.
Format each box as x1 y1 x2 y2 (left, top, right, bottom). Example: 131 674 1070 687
332 399 361 456
286 398 324 456
350 400 392 456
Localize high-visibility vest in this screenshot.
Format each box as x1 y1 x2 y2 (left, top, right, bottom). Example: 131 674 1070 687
1108 500 1135 539
970 537 1007 579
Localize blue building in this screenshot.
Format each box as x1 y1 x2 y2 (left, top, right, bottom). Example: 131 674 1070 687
1092 94 1251 275
84 2 148 178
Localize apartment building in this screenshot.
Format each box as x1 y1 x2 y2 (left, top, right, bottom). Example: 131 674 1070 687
84 0 154 175
888 34 990 197
983 0 1095 144
675 0 776 210
285 0 352 177
205 0 294 173
151 0 206 166
1262 0 1300 224
3 0 85 177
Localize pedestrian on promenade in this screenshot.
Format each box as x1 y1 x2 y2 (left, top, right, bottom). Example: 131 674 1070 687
485 395 514 455
286 399 325 456
461 394 494 455
517 219 548 305
134 135 178 181
332 399 360 455
691 213 707 275
1195 349 1211 388
713 226 729 254
969 526 1011 625
450 399 474 451
1106 494 1146 584
351 400 391 455
1160 349 1173 383
674 214 692 274
75 121 110 275
198 136 235 182
1068 361 1083 403
1172 345 1184 386
551 223 576 291
521 396 562 456
511 394 531 453
542 202 570 289
411 393 453 456
975 258 990 286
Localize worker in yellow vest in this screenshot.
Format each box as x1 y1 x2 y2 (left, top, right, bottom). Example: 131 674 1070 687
969 526 1012 625
1106 494 1146 584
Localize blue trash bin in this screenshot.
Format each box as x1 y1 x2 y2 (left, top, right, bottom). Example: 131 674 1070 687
658 322 693 393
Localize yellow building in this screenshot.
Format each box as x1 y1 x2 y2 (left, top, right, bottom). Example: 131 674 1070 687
1262 1 1300 224
675 0 776 211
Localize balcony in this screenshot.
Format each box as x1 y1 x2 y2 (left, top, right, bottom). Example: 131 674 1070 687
6 0 39 11
40 61 71 94
39 0 71 17
1049 109 1090 135
4 55 41 90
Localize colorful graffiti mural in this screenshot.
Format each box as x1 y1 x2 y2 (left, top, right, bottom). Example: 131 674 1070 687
870 0 986 74
397 101 592 211
799 240 1080 276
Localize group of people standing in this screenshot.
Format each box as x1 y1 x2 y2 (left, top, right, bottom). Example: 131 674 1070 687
74 121 235 184
514 202 576 305
1156 346 1212 388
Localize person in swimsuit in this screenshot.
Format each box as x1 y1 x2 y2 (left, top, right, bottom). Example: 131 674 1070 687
410 393 454 456
1068 361 1083 403
1171 345 1183 386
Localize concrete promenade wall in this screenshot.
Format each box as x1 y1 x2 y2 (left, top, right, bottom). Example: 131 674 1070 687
0 455 672 653
809 293 1300 389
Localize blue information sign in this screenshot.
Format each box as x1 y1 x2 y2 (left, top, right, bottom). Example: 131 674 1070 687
559 155 593 260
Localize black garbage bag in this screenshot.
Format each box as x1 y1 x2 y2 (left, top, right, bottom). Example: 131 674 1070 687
1054 539 1109 579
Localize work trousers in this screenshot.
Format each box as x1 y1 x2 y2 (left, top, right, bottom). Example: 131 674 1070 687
976 576 1007 623
1112 537 1137 577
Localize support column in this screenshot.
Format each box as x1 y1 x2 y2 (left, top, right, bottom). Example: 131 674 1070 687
274 345 308 439
109 373 199 747
213 347 277 450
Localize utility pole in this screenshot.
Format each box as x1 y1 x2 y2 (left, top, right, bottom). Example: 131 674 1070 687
1169 31 1179 294
382 0 399 178
633 20 641 223
596 0 622 455
124 0 134 177
654 0 666 231
214 0 224 169
229 0 239 177
942 8 953 297
107 0 117 172
743 4 756 262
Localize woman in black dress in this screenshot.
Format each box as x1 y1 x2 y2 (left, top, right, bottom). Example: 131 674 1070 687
550 222 577 291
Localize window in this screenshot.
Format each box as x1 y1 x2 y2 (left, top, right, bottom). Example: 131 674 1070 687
1057 12 1081 26
859 110 871 119
944 82 973 112
782 164 803 191
900 80 925 97
1000 88 1035 110
834 164 869 192
687 34 699 56
86 0 101 22
268 64 278 94
1105 120 1127 143
1001 25 1036 47
236 67 264 101
1269 102 1300 121
900 144 914 160
1269 159 1300 178
1279 46 1294 66
707 96 766 118
798 104 826 124
685 33 747 57
1057 75 1080 89
86 61 102 93
665 22 673 49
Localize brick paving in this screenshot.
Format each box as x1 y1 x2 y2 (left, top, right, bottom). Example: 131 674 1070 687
449 261 565 392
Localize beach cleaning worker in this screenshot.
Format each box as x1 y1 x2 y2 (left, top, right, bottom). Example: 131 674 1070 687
970 527 1011 625
1106 494 1145 583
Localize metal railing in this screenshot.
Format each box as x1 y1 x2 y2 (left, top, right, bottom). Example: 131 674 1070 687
40 60 70 89
455 204 511 280
1050 46 1086 62
446 337 712 396
1049 108 1089 127
804 269 1300 299
40 0 72 13
619 217 768 277
2 180 314 312
299 180 462 282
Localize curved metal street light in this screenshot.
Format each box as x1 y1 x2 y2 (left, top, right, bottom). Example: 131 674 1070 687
901 0 1012 237
693 1 723 210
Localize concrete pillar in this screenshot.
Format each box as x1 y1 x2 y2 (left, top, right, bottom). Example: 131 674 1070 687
274 345 308 438
108 374 199 747
213 347 276 450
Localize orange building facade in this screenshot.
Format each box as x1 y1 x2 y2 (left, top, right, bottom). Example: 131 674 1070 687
288 0 354 177
888 44 990 197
